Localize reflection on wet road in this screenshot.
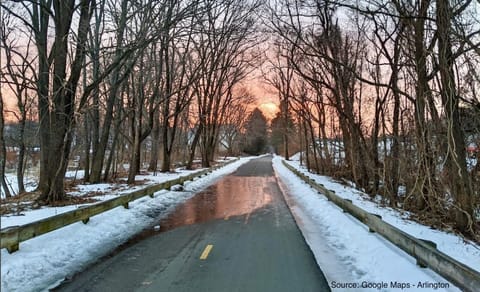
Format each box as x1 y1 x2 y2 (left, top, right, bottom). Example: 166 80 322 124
160 177 273 231
55 156 330 292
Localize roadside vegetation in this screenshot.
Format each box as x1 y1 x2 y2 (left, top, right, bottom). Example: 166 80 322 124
265 0 480 239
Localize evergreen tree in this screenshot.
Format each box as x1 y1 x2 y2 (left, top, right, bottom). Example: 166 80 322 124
243 108 268 155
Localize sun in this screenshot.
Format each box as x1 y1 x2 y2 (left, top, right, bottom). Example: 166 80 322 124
258 102 279 120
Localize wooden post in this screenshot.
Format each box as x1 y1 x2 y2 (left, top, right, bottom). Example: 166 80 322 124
7 243 19 253
416 239 437 268
368 214 382 233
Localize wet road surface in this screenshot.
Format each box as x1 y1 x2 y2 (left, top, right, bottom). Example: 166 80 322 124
55 156 330 292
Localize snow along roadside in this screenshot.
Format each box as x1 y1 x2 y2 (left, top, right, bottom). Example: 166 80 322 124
0 157 254 292
282 157 480 273
273 156 461 292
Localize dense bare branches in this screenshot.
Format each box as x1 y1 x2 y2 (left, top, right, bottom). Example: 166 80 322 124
266 0 480 237
186 0 262 168
2 0 262 203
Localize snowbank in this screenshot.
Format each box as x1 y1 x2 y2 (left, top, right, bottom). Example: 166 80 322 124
274 156 480 291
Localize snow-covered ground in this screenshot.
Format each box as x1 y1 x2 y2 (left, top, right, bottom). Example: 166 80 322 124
2 173 38 199
2 155 479 292
0 157 254 292
273 155 480 292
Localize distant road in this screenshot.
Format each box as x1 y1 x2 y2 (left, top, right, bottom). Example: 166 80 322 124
55 156 330 292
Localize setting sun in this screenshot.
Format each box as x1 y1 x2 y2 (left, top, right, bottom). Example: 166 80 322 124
258 102 279 120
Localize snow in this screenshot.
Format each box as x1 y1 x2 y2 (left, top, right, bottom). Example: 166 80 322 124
2 154 478 292
2 174 37 199
467 157 477 172
1 167 213 228
273 155 480 291
0 157 254 292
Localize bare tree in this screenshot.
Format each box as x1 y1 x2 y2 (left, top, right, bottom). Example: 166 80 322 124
0 83 11 198
187 0 261 168
22 0 95 203
1 13 37 194
436 0 475 234
267 0 480 236
218 90 253 157
263 42 295 160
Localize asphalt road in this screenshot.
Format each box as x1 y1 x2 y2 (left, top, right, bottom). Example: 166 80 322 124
54 156 330 292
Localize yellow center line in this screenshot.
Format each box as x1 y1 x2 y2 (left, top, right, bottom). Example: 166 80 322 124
200 244 213 260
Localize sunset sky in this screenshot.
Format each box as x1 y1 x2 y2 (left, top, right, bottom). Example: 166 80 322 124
1 78 280 122
244 75 280 121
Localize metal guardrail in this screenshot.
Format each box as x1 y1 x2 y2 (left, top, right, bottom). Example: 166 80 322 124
282 160 480 292
1 159 238 253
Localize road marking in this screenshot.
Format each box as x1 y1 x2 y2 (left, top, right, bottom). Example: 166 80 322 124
200 244 213 260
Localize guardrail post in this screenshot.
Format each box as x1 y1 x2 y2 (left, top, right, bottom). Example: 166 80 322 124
368 213 382 233
7 243 19 253
416 239 438 268
343 199 352 213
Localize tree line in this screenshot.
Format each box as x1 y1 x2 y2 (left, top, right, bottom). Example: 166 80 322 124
265 0 480 237
1 0 262 203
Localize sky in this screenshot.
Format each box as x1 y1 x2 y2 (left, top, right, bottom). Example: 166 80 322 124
1 70 279 123
246 79 280 120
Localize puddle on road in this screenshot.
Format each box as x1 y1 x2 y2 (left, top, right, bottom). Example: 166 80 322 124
108 176 275 255
159 176 274 231
55 175 278 289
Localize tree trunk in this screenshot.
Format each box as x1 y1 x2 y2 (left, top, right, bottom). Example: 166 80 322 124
127 75 143 184
307 116 320 173
401 0 438 212
37 0 93 203
103 122 120 182
161 148 171 172
282 99 290 160
16 119 26 194
389 32 402 206
148 112 160 172
437 0 474 234
390 83 401 206
83 114 91 182
186 124 202 170
103 87 124 181
89 0 128 183
302 118 311 172
0 90 12 198
36 0 53 197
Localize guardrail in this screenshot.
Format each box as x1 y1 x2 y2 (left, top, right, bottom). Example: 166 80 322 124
1 159 238 253
282 160 480 292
